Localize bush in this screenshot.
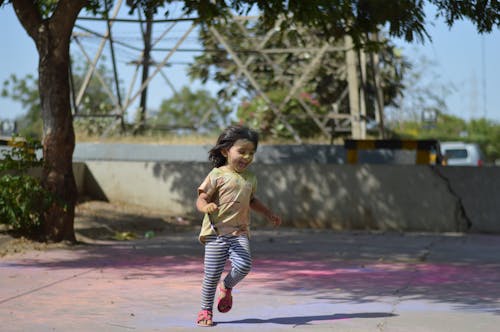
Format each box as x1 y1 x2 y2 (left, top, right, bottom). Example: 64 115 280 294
0 138 52 237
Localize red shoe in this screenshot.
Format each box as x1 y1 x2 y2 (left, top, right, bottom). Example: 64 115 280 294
197 309 213 327
217 284 233 313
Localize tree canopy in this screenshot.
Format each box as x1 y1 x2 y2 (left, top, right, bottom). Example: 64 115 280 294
3 1 500 42
129 0 500 44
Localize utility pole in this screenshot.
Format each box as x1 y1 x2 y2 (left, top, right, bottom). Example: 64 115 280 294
137 8 153 133
358 49 367 139
368 32 386 138
345 36 363 139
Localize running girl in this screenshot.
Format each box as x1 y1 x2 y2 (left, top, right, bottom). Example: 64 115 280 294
196 125 281 327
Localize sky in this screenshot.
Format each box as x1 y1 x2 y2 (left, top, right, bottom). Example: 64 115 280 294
393 14 500 123
1 3 499 126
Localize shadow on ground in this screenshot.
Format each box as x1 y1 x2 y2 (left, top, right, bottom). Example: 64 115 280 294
217 312 397 326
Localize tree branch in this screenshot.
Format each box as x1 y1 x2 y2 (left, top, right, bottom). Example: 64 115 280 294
11 0 43 40
51 0 88 40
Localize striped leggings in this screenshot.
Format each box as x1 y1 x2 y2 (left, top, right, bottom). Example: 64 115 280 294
200 235 252 311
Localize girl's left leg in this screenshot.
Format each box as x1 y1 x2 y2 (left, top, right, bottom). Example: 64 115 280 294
223 235 252 288
217 235 252 313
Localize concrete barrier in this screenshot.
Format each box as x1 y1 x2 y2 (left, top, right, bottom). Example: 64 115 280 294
5 142 496 233
76 161 500 233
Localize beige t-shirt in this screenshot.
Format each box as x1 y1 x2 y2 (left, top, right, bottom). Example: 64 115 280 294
198 167 257 244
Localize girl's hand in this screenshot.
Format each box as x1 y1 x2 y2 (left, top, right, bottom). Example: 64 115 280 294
203 203 218 214
268 213 282 227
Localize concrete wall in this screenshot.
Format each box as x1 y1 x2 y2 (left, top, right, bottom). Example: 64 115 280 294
76 161 500 233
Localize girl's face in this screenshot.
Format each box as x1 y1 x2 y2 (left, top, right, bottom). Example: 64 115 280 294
222 139 256 173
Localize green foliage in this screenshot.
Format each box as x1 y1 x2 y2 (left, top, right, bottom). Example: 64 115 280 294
237 89 327 139
72 61 117 115
465 118 500 161
2 59 119 137
1 74 42 138
390 113 500 162
4 1 499 43
431 0 500 33
152 86 232 134
71 60 121 136
0 138 52 237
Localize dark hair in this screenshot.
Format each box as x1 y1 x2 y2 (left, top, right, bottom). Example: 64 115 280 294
208 125 259 167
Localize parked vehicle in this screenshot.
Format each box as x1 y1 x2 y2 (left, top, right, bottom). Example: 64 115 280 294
440 141 484 166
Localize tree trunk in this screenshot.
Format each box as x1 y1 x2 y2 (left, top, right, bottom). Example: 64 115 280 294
12 0 87 242
38 27 77 242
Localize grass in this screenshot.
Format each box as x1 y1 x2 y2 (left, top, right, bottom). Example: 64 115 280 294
75 131 219 145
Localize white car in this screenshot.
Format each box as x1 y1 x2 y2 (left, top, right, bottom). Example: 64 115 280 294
440 141 484 166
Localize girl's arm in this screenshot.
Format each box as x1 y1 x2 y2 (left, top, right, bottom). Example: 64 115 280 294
250 197 282 227
197 192 218 214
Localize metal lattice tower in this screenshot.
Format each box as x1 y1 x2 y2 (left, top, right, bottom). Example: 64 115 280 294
71 0 384 142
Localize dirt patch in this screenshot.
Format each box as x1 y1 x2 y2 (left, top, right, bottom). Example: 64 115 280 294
0 200 199 256
74 200 198 241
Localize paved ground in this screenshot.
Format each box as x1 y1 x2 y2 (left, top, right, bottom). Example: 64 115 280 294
1 229 500 331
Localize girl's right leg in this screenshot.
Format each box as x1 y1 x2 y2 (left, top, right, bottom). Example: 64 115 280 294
200 235 229 311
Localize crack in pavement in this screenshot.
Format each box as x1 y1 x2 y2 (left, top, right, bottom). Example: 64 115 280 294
0 268 97 305
376 238 437 331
